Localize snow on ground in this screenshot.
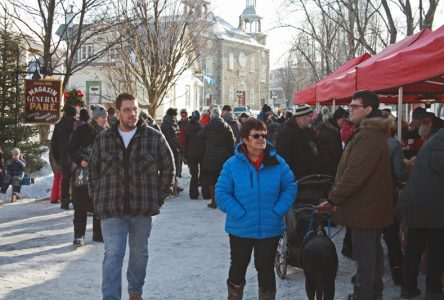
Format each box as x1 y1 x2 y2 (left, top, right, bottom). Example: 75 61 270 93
0 168 425 299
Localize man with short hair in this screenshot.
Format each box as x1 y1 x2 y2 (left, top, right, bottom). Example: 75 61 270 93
88 93 175 300
319 90 394 300
276 104 321 179
177 109 189 178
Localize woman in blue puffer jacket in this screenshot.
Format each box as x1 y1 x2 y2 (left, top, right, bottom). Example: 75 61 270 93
216 118 297 300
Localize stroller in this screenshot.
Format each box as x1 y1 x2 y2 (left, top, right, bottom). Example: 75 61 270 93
275 174 335 279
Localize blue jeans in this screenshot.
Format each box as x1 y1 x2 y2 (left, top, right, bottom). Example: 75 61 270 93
101 216 153 300
352 228 384 300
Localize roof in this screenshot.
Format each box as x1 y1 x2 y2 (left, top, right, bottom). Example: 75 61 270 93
212 16 267 48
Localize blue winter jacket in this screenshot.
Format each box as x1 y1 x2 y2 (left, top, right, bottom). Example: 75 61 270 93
216 142 297 239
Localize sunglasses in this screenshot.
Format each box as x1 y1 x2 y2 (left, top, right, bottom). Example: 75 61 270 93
250 134 267 139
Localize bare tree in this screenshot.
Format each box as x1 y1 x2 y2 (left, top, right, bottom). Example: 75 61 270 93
108 0 202 116
3 0 124 90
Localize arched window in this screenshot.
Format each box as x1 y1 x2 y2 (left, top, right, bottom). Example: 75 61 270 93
229 53 234 70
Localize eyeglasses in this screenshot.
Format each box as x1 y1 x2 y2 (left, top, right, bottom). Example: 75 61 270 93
349 104 365 110
121 107 139 114
250 134 267 139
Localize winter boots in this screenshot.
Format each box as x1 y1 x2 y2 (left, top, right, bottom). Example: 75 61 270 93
227 280 245 300
128 293 142 300
207 185 217 209
73 236 85 247
259 288 276 300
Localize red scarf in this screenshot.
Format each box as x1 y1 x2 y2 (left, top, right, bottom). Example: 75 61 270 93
241 145 264 171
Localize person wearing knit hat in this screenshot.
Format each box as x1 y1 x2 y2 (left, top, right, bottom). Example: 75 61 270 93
257 104 273 122
276 102 320 180
90 104 108 120
68 104 108 247
294 104 314 117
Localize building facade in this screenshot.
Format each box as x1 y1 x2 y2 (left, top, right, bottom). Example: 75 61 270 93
185 0 270 110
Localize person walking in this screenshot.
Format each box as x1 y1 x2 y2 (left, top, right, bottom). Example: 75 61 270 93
276 104 321 180
184 111 204 199
177 109 189 177
319 90 394 300
216 118 297 300
68 104 108 246
161 108 183 194
51 105 76 210
88 93 175 300
199 107 235 208
395 128 444 300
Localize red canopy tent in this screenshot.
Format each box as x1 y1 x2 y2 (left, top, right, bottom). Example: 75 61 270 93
294 53 371 104
357 25 444 98
314 28 432 102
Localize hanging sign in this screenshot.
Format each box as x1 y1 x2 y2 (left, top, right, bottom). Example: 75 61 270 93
24 79 62 124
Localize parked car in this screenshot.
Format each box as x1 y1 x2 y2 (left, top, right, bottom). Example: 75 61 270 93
233 106 251 117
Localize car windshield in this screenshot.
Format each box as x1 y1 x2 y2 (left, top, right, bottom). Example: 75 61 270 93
233 107 247 112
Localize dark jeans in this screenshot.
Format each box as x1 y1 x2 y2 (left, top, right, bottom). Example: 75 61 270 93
228 234 280 291
72 185 101 238
1 174 22 194
351 229 384 300
61 164 72 204
382 218 403 269
188 157 202 198
402 228 444 293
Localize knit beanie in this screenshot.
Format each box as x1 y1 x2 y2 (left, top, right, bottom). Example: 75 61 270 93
90 104 108 120
294 104 313 117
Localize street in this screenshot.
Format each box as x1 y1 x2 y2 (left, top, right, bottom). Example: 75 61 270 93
0 173 424 299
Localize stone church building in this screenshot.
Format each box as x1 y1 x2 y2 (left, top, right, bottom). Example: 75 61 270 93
184 0 269 110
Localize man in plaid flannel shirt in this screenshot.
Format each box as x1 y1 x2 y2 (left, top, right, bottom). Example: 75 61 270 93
88 93 175 300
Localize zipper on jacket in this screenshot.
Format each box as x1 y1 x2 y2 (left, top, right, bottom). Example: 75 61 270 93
250 173 253 188
258 171 262 238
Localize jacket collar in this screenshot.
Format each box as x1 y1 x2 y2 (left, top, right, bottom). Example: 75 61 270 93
235 141 279 168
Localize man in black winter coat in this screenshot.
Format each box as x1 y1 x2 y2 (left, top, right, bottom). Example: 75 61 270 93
161 108 182 193
318 107 348 177
184 111 205 199
51 105 76 210
276 104 320 180
199 107 235 208
395 128 444 300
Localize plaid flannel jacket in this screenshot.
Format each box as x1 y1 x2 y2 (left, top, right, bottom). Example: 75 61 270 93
88 121 175 219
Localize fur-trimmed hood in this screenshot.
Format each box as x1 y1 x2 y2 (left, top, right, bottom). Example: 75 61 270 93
360 117 393 132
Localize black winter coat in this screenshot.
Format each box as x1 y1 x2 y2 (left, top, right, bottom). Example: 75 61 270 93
199 117 235 171
395 128 444 228
68 123 104 166
222 112 241 145
276 117 321 179
51 115 75 168
318 119 343 177
161 115 180 152
184 121 204 160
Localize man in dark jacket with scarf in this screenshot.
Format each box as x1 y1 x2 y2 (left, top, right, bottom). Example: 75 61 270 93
51 105 76 210
184 111 204 199
319 90 394 300
88 93 175 300
395 128 444 300
276 104 321 180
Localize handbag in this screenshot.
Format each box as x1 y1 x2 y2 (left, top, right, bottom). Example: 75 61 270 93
74 168 88 187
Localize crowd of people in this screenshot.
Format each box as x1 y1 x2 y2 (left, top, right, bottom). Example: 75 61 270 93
1 89 443 300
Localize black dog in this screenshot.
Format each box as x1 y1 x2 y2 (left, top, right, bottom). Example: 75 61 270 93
300 216 338 300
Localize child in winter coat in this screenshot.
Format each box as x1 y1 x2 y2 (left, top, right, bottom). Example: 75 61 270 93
1 148 26 197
